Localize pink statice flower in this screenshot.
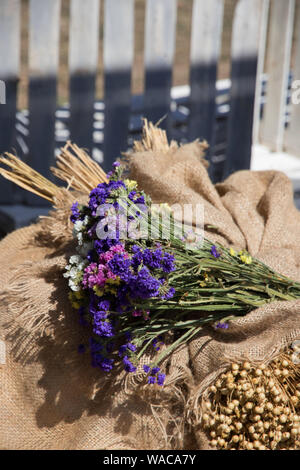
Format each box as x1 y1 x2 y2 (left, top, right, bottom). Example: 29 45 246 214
82 263 106 289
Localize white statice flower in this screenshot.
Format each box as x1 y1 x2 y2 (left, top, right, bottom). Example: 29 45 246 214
72 216 90 246
64 253 88 291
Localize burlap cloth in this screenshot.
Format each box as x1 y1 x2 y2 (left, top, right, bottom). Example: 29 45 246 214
0 140 300 449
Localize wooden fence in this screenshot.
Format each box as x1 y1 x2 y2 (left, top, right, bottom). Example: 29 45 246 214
0 0 299 206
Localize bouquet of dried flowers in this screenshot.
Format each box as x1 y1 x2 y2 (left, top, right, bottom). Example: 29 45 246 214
61 162 300 386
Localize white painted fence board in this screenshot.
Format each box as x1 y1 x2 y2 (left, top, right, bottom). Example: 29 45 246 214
144 0 177 131
188 0 224 152
0 0 20 202
103 0 134 168
29 0 61 77
223 0 263 178
260 0 295 152
69 0 100 152
104 0 134 72
69 0 100 74
0 0 20 79
27 0 61 205
285 4 300 157
253 0 270 144
144 0 177 70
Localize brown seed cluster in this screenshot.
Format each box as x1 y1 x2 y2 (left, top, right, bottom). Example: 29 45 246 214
201 349 300 450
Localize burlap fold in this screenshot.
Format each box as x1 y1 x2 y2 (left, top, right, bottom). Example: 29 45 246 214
0 140 300 449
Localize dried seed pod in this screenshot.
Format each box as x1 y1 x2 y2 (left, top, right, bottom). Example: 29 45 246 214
201 345 300 450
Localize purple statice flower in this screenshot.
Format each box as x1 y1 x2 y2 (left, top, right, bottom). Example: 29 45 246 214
211 245 221 259
128 191 145 206
143 365 151 373
92 354 114 372
123 355 137 373
93 319 115 338
128 191 146 213
108 253 131 282
128 190 137 201
151 366 160 375
89 184 108 216
125 331 132 341
98 299 110 311
108 180 125 193
89 180 125 216
118 342 137 356
215 322 229 330
131 245 143 271
70 201 81 223
89 296 110 321
157 373 166 386
134 195 146 206
161 287 176 300
162 252 176 273
90 338 114 372
118 344 128 357
129 267 161 299
90 306 107 320
127 343 137 352
148 376 156 385
142 248 163 270
106 162 121 179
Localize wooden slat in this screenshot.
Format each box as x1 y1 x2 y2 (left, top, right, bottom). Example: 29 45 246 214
0 0 20 203
144 0 177 136
103 0 134 170
188 0 224 164
28 0 61 205
260 0 295 152
285 4 300 157
223 0 263 179
69 0 100 153
252 0 270 144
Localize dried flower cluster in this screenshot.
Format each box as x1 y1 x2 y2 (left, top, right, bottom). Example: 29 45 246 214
201 347 300 450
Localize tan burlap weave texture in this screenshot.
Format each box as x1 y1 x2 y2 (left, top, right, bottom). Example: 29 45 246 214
0 135 300 449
